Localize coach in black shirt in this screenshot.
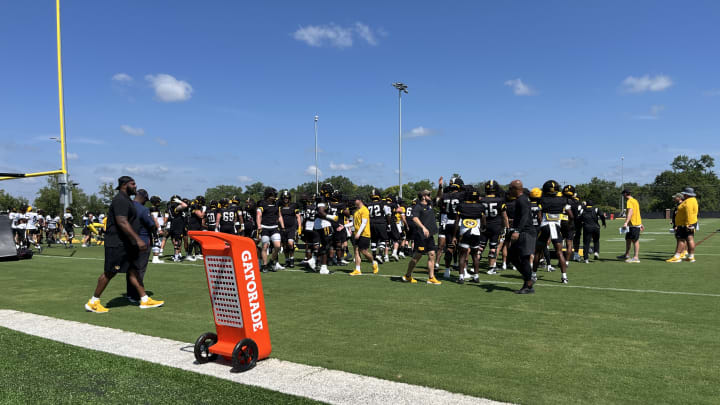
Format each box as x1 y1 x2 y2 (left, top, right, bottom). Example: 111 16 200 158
507 180 537 294
402 190 442 284
84 176 164 313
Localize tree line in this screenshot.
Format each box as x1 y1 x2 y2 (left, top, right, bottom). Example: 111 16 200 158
1 155 718 215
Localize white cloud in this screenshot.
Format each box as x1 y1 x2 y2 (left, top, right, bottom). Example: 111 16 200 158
67 152 79 160
293 22 381 48
305 165 322 177
504 78 536 95
145 74 193 102
633 104 665 120
237 175 253 183
112 73 132 82
404 126 439 139
329 162 357 171
621 74 673 93
120 125 145 136
154 137 167 145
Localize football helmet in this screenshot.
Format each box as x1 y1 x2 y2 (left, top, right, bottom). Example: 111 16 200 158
219 198 230 208
562 185 576 197
264 187 278 200
332 190 343 202
320 183 334 198
280 190 292 200
542 180 560 194
485 180 500 195
529 187 542 199
370 189 381 201
150 196 162 206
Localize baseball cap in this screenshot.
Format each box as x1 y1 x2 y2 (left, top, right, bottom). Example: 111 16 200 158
115 175 135 190
136 189 149 200
621 189 631 195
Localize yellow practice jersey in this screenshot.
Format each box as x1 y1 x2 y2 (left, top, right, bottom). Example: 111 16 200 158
395 206 405 224
675 197 698 226
353 206 371 238
626 197 642 226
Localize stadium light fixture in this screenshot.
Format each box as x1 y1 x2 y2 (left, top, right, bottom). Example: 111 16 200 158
392 82 408 199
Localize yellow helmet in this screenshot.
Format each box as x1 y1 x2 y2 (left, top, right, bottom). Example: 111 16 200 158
26 206 33 212
529 188 542 199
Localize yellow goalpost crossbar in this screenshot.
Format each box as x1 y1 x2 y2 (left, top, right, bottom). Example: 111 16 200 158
1 0 68 182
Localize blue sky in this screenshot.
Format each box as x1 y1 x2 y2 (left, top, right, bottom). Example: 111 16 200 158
1 1 719 201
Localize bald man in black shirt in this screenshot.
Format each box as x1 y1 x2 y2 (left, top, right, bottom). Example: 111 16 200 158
506 180 537 294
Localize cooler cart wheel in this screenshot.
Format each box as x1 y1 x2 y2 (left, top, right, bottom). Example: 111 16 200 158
194 332 219 364
231 338 258 372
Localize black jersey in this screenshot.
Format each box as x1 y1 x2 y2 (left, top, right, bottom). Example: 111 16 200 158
565 197 581 223
481 195 507 227
538 195 570 221
529 200 541 227
188 204 204 231
280 202 299 228
257 200 280 227
505 198 517 228
329 201 347 223
366 200 387 224
205 208 218 229
440 192 462 221
580 206 606 229
456 202 484 219
218 207 238 230
511 194 536 234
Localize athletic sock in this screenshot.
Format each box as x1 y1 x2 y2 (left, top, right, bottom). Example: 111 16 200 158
90 296 99 303
355 265 361 271
141 295 149 303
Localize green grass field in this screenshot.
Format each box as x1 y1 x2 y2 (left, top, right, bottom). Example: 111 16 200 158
2 218 719 404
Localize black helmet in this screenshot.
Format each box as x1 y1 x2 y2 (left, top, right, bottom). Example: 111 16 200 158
542 180 560 195
370 189 381 201
320 183 334 198
299 193 310 202
208 199 218 209
332 190 343 202
464 189 480 202
280 190 291 200
562 185 576 196
150 196 162 206
485 180 500 195
195 195 206 205
219 198 230 207
264 187 277 199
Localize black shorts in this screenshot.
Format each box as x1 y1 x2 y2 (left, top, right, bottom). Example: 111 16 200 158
64 225 74 236
370 222 388 243
413 234 436 254
510 232 536 257
354 236 371 251
316 227 332 252
389 225 402 242
675 225 695 239
282 226 298 243
459 232 481 249
625 227 641 241
302 229 320 246
561 221 575 240
219 226 237 235
440 222 457 240
104 245 139 274
537 223 564 246
134 249 150 272
333 228 347 244
261 227 281 239
479 224 503 249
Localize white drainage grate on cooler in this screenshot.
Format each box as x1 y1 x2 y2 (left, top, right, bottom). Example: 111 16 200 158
205 255 244 328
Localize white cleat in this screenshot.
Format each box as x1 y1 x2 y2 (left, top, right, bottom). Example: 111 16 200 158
339 259 350 265
273 262 285 271
307 257 316 271
502 262 507 270
319 265 330 275
152 256 163 264
392 254 399 262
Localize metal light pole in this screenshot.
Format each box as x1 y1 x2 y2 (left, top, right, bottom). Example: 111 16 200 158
392 82 408 199
314 115 319 195
620 156 625 212
50 137 71 210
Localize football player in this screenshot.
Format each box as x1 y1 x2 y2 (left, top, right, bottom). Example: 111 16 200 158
313 183 342 274
436 176 464 279
454 188 485 283
402 190 442 285
329 190 351 266
579 199 606 262
561 185 581 263
279 190 302 268
242 198 255 238
389 196 407 261
479 180 509 274
367 190 389 264
204 199 219 232
149 196 165 264
167 195 188 262
299 193 319 270
62 208 75 248
533 180 572 283
348 196 378 275
186 196 205 261
46 211 59 246
217 198 237 234
256 187 285 272
529 187 552 276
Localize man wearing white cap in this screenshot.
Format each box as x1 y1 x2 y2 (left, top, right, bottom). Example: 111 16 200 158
668 187 699 263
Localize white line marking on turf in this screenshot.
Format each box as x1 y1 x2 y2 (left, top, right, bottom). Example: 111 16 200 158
0 310 506 405
33 254 720 298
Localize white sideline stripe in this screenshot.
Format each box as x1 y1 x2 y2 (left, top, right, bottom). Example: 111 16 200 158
34 254 720 298
0 310 506 405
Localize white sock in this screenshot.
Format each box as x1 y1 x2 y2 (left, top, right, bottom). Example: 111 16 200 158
141 295 149 302
532 272 537 279
355 265 361 271
674 254 680 258
689 254 694 258
372 260 378 265
562 273 567 279
91 296 99 303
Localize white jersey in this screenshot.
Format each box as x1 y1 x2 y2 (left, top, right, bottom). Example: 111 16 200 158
313 202 333 229
10 212 19 229
25 212 39 229
152 211 165 228
48 215 59 229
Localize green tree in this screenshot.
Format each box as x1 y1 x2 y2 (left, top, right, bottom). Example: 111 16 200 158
204 185 244 202
33 175 88 216
98 182 115 206
0 189 29 211
651 154 720 211
243 182 266 202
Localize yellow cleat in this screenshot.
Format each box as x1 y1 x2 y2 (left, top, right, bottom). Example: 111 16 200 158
85 299 109 313
684 257 696 263
426 277 442 285
401 275 417 283
679 251 688 259
349 269 362 276
372 263 379 274
666 257 682 263
140 297 164 309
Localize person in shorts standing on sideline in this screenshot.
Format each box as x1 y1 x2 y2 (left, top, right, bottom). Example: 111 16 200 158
126 189 157 304
506 180 538 294
667 187 699 263
84 176 164 313
618 189 643 263
402 190 441 285
349 196 377 276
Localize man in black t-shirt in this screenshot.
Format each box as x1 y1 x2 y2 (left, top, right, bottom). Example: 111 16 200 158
506 180 537 294
84 176 164 312
402 190 441 285
279 190 302 268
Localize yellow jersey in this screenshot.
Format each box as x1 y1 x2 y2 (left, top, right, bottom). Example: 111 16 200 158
626 197 641 226
395 206 405 224
675 197 698 226
353 205 371 238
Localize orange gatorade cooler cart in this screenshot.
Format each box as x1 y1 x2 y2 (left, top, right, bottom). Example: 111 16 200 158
189 231 271 372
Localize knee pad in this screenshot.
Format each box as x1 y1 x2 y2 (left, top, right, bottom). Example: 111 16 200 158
270 233 281 243
488 249 497 259
371 243 377 252
261 235 271 244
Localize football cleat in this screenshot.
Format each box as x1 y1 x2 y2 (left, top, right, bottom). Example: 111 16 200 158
349 269 362 276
